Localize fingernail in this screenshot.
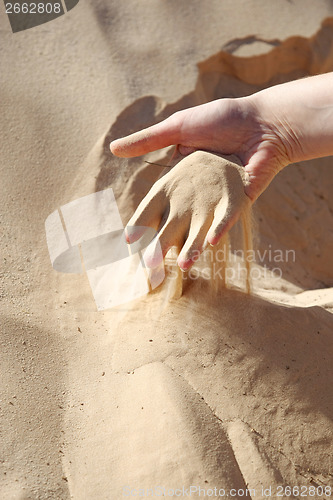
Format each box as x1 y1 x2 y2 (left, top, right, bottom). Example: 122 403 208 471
177 261 189 272
124 227 131 244
143 242 164 269
207 234 218 246
177 257 192 271
125 225 146 244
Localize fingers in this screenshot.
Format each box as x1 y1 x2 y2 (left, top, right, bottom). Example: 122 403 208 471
110 114 182 158
177 221 210 271
206 199 240 246
133 198 240 271
126 190 167 244
143 206 237 272
143 213 210 271
143 216 186 268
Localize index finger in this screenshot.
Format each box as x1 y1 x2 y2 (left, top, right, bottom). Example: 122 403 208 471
110 113 182 158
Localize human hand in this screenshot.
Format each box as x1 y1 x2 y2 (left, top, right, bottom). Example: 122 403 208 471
110 95 292 202
125 150 251 271
111 74 333 269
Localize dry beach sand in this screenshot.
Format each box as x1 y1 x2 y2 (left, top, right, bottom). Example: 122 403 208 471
1 1 333 498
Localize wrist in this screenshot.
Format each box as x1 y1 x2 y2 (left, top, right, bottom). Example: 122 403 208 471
246 90 301 167
249 74 333 164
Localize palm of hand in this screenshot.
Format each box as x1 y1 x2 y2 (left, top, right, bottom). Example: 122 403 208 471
172 99 290 201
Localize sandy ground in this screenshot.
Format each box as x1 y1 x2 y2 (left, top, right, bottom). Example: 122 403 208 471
1 1 333 498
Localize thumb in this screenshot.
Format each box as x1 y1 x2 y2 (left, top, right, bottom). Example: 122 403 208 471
110 114 181 158
243 150 286 202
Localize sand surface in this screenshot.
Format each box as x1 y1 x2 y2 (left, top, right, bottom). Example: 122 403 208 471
1 1 333 498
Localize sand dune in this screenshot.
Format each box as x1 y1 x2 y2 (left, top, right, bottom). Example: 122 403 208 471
1 1 333 499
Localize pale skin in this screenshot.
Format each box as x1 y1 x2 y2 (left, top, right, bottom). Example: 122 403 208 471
110 73 333 270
